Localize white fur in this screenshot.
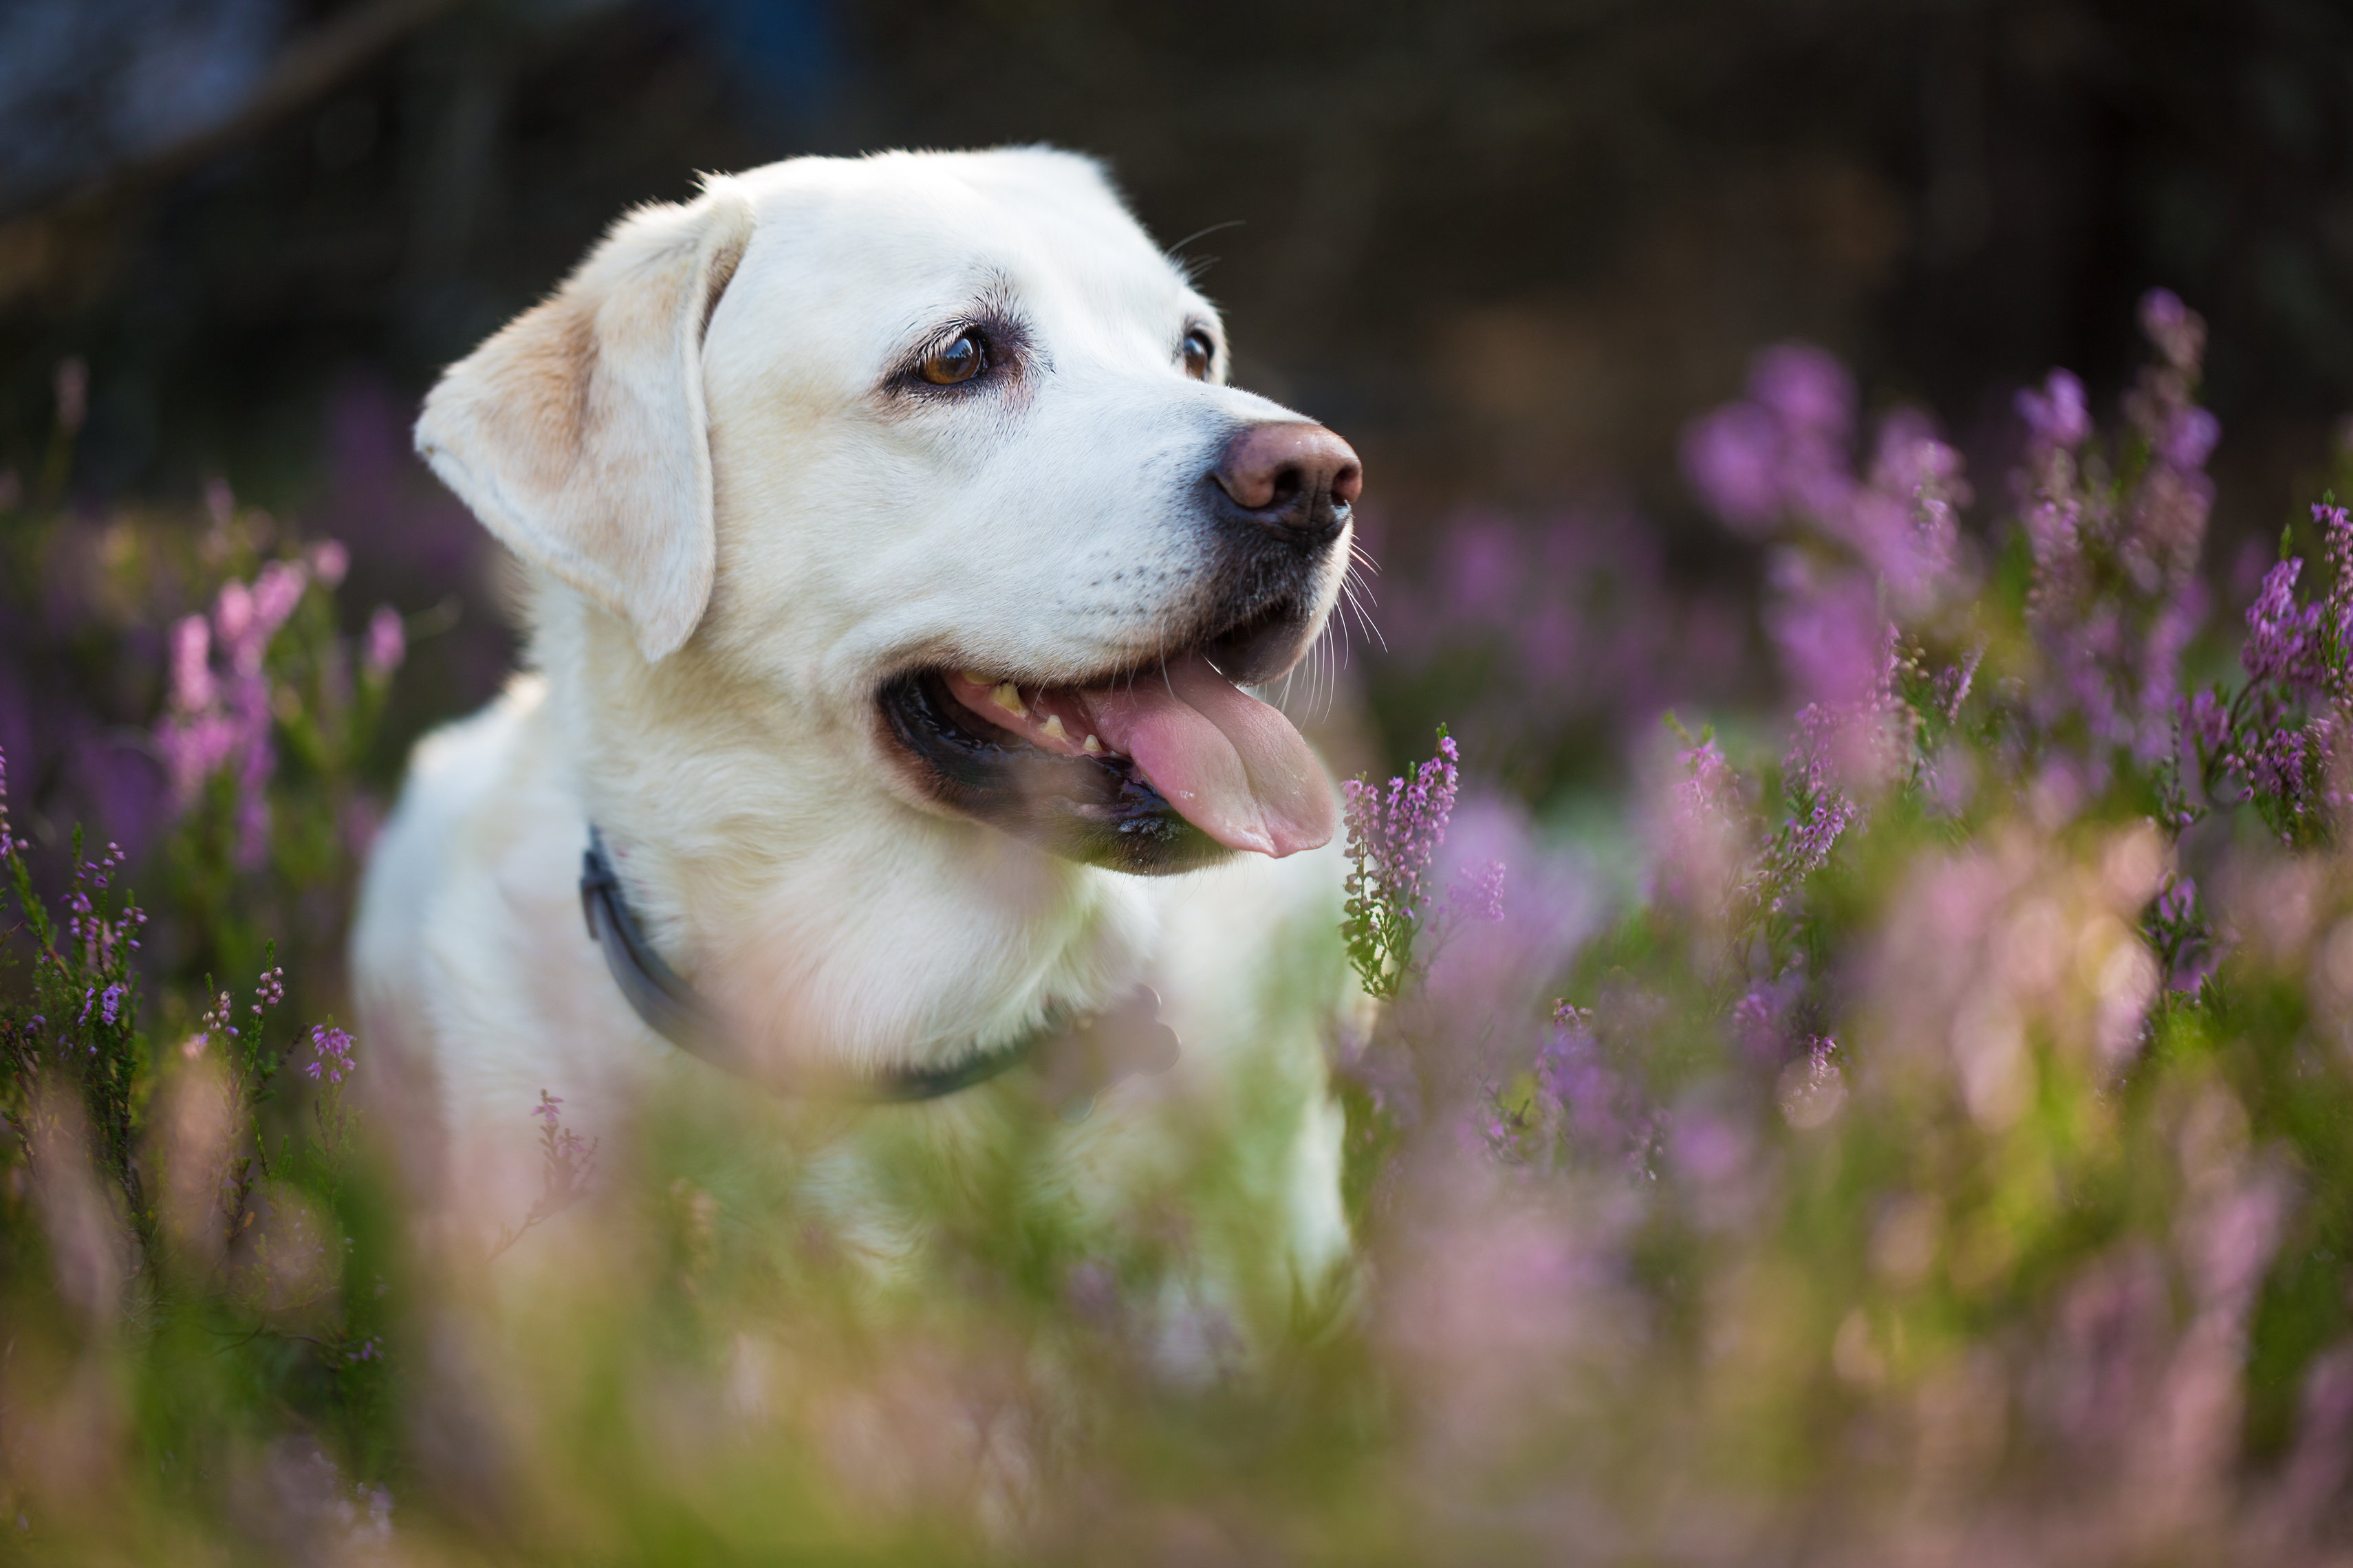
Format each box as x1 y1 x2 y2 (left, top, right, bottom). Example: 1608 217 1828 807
354 149 1356 1335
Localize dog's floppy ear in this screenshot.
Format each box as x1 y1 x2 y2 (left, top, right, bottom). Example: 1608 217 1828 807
415 182 756 662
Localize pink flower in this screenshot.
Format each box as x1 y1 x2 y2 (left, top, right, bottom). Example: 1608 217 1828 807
308 539 349 587
249 560 309 644
215 580 254 658
169 615 215 712
363 605 405 677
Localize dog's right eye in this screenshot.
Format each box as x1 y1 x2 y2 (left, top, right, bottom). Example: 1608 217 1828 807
920 331 987 385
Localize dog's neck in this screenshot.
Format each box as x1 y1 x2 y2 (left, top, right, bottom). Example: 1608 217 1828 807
536 605 1163 1076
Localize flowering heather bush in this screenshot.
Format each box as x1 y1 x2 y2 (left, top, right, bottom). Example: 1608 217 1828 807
0 746 395 1545
1341 728 1506 999
0 364 417 1030
17 294 2353 1563
1362 501 1748 795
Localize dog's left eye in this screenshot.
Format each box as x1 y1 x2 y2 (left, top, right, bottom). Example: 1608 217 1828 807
1181 329 1215 380
921 331 988 385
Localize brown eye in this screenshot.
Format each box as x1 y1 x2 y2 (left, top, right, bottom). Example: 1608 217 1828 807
1181 328 1215 380
921 331 986 385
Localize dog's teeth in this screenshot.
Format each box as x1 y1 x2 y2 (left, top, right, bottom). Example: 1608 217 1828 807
1041 715 1068 741
990 682 1027 718
1083 734 1103 754
957 668 990 687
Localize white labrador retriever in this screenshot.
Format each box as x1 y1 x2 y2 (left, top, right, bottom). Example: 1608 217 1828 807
352 148 1362 1343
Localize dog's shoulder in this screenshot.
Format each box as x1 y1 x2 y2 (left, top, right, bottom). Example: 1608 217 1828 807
351 674 611 1104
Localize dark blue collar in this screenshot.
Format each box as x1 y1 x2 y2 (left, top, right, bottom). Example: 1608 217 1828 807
579 829 1176 1119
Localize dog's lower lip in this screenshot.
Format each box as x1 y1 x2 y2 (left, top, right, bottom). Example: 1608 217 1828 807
875 593 1320 871
875 668 1225 875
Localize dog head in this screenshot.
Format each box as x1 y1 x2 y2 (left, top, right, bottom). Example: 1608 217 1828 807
416 149 1360 875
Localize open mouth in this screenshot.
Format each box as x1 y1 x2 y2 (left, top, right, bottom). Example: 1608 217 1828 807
878 602 1338 875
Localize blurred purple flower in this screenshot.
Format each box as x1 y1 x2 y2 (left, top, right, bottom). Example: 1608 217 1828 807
2017 369 2092 450
1371 503 1739 774
307 539 349 588
2182 690 2231 756
1684 341 1966 717
1535 1004 1644 1167
362 605 405 679
1446 859 1506 924
1681 403 1783 533
2017 289 2218 766
2140 287 2205 373
1764 563 1883 709
169 616 215 712
2165 408 2221 472
1751 343 1855 442
1730 975 1804 1067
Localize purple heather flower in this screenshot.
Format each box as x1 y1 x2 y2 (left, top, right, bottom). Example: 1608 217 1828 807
1764 564 1885 710
533 1091 565 1129
1446 858 1507 924
2140 287 2204 373
169 615 215 713
249 560 308 642
1782 790 1859 883
155 557 323 860
1676 737 1742 836
2156 877 2197 928
2016 369 2091 450
304 1025 356 1086
1750 343 1855 443
2244 558 2321 690
2181 690 2231 756
2011 294 2222 766
308 538 349 587
2162 406 2220 472
1682 402 1783 533
158 711 235 807
1687 342 1964 732
2246 726 2314 810
1729 977 1803 1067
363 605 406 677
1342 733 1464 928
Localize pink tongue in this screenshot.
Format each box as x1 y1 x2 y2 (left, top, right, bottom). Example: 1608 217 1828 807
1081 652 1336 857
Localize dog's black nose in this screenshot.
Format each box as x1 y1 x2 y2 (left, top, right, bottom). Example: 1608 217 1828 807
1211 422 1362 539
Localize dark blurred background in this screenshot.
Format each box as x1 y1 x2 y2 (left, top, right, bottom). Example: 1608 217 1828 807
3 0 2352 812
